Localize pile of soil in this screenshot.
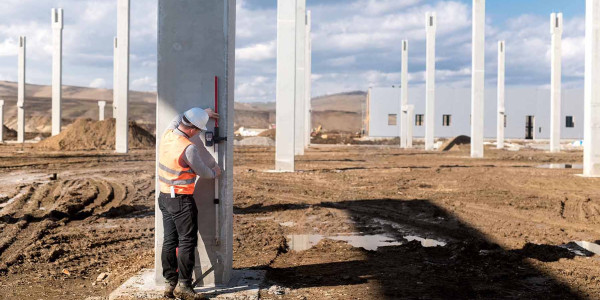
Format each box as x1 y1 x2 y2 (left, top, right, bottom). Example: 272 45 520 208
3 125 17 139
234 137 275 147
258 128 276 139
440 135 471 151
36 118 155 151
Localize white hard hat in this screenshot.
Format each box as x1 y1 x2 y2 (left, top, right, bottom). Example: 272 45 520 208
183 108 209 131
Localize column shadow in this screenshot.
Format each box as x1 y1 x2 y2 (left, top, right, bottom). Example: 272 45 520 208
252 199 587 299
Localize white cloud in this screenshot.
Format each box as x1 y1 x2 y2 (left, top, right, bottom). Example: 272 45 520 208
236 41 276 62
89 78 106 88
131 76 156 91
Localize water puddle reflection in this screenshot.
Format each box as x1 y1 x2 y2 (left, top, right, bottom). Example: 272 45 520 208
287 233 445 252
536 164 583 169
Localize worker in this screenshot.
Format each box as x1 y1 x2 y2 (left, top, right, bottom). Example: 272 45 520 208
158 107 221 300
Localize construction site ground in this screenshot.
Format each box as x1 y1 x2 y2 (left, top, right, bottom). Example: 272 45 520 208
0 143 599 299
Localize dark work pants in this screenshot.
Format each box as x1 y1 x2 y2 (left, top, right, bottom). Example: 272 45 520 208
158 192 198 285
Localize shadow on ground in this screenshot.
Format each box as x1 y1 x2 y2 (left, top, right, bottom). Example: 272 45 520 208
237 199 585 299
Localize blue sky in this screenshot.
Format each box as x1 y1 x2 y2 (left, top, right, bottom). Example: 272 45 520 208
0 0 590 102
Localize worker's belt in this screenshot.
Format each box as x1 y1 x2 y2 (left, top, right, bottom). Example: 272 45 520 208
159 163 195 176
158 176 196 186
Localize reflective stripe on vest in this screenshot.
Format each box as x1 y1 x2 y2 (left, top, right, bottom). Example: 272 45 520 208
158 130 197 195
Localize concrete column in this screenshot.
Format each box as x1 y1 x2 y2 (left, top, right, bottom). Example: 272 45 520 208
0 100 4 143
407 105 414 148
471 0 485 158
17 36 25 144
400 40 409 148
115 0 129 153
425 12 436 151
497 41 505 149
304 10 312 148
51 8 63 136
113 37 118 119
98 101 106 121
294 0 306 156
584 0 600 177
156 0 236 285
276 0 296 172
550 13 563 153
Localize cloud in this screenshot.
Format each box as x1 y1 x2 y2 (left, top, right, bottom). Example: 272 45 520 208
0 0 588 102
236 41 276 62
89 78 106 88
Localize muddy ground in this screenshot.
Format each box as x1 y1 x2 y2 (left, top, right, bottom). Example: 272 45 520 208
0 143 599 299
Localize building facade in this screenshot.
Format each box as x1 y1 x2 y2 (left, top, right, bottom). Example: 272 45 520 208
366 86 584 140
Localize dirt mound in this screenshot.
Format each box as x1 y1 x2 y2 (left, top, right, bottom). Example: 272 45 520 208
440 135 471 151
3 125 16 139
258 128 276 139
234 137 275 147
36 118 155 151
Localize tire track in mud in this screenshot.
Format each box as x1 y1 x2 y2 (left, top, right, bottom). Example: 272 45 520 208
0 174 154 275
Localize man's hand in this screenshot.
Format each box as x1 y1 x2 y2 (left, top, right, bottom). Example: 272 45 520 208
205 108 220 120
212 165 222 178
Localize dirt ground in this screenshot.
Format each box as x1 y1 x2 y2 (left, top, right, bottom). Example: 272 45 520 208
1 143 599 299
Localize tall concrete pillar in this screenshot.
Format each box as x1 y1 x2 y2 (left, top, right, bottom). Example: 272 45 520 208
156 0 236 285
550 13 563 153
51 8 63 136
400 40 409 148
0 100 4 143
115 0 129 153
294 0 306 156
425 12 436 151
98 101 106 121
276 0 297 172
584 0 600 177
471 0 485 158
497 41 505 149
17 36 26 144
407 105 414 148
113 37 118 119
304 10 312 148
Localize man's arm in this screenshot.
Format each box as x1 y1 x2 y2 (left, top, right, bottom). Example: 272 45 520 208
182 145 216 179
166 114 183 132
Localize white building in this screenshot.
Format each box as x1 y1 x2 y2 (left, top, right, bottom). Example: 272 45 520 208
366 86 583 140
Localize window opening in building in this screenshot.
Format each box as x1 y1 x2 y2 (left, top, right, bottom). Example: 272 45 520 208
415 114 424 126
388 114 397 126
566 116 575 128
442 115 452 127
525 116 534 140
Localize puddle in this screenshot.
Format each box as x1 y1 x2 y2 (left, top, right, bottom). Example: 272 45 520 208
536 164 583 169
287 233 444 252
405 235 447 247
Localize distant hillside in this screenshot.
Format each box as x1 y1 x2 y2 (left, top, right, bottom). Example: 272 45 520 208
0 81 155 103
0 81 365 134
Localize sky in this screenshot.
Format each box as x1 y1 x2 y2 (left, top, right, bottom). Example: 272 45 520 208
0 0 587 103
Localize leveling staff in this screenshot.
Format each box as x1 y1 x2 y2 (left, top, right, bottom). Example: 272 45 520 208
158 107 221 300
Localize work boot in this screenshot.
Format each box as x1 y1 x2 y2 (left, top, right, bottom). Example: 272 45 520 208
173 282 207 300
164 281 177 299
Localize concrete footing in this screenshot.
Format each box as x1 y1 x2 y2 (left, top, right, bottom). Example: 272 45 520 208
109 269 264 300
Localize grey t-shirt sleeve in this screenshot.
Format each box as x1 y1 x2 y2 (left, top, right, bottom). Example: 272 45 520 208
166 114 183 132
182 144 216 179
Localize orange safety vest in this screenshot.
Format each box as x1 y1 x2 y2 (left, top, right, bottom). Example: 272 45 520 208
158 130 197 195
